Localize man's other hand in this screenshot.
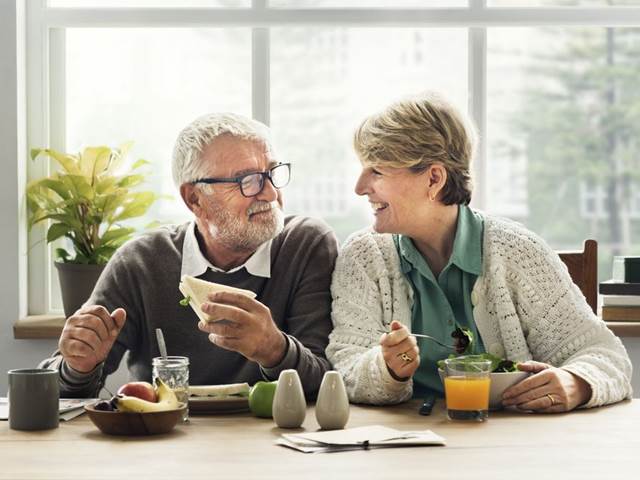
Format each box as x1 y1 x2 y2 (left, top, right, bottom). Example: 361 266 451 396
59 305 127 373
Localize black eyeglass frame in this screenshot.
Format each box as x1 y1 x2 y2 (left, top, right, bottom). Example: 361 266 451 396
191 162 291 197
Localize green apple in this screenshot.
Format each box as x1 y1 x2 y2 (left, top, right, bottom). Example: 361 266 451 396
249 380 278 418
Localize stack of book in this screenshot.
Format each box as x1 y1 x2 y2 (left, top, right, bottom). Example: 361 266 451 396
600 280 640 322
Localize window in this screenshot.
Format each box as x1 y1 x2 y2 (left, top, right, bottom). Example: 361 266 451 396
270 27 466 238
487 26 640 276
26 1 640 315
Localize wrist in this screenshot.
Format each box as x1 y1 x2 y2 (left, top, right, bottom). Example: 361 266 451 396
386 363 410 382
260 330 287 368
570 372 592 406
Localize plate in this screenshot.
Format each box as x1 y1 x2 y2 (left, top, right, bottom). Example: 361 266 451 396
188 396 250 415
84 403 186 435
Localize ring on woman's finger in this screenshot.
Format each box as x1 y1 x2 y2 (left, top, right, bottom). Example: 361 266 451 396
397 352 413 363
546 393 556 406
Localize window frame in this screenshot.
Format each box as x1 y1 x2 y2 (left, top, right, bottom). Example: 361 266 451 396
25 0 640 315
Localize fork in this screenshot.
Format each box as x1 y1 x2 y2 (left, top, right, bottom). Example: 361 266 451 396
410 333 456 350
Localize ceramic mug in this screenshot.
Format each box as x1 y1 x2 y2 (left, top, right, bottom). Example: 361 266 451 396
8 368 59 430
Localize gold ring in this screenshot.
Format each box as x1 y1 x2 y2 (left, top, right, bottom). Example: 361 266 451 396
399 352 413 363
546 394 555 406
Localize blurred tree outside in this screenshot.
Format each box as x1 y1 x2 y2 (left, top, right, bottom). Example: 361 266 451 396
510 26 640 281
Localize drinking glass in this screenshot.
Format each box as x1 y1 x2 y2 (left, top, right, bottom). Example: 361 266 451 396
444 356 492 421
152 356 189 422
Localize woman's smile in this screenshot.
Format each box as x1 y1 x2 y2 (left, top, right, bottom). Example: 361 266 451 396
370 201 389 214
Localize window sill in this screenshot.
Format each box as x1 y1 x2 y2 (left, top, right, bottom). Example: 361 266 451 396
14 315 66 339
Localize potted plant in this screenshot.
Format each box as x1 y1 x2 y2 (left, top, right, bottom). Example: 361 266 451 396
27 142 161 317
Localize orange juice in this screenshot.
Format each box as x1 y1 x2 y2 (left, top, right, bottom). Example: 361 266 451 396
444 376 490 420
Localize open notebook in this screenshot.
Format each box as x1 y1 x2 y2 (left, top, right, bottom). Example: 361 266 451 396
277 425 446 453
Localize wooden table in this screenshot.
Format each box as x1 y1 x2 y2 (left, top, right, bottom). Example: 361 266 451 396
1 400 638 480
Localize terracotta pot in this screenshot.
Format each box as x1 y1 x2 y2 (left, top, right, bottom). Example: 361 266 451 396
54 262 105 317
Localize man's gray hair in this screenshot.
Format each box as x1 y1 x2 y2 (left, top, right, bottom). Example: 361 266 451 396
172 112 273 188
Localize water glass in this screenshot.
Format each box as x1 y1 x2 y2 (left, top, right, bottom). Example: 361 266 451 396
444 356 492 421
152 356 189 422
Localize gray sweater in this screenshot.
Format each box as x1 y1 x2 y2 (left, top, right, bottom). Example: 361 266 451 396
40 215 338 398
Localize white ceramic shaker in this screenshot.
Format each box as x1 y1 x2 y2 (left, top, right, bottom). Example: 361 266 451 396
273 369 307 428
315 370 349 430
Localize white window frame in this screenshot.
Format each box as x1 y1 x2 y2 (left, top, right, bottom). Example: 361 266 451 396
24 0 640 316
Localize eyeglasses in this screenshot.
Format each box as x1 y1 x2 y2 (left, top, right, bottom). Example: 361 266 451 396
191 163 291 197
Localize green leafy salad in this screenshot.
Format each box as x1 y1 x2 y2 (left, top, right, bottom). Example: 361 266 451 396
437 353 519 373
443 326 519 373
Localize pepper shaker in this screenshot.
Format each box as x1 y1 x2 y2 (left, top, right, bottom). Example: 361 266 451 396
315 370 349 430
273 369 306 428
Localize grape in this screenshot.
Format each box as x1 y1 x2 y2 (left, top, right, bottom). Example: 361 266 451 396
93 400 115 412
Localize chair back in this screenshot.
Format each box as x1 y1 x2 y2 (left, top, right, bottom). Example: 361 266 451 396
557 240 598 314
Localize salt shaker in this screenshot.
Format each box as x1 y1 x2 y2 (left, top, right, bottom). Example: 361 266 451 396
315 370 349 430
272 369 306 428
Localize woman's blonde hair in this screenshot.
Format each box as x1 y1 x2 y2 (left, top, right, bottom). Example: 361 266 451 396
353 91 477 205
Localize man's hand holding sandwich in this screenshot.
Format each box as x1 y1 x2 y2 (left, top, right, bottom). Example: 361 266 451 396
198 291 287 368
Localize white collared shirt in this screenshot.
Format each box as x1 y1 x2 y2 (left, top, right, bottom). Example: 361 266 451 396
180 221 272 279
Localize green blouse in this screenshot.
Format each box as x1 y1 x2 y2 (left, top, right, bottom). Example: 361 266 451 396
394 205 485 398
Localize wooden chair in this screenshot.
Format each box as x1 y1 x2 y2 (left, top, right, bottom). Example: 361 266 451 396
557 239 598 314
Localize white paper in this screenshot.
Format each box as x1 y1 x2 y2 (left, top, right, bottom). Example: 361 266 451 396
278 425 446 453
0 397 98 421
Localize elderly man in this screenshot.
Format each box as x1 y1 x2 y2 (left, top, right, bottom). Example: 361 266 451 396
40 113 338 398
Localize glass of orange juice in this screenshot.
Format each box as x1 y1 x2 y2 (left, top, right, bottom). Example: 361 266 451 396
444 356 492 421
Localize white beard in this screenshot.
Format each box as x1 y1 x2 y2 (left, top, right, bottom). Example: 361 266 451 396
206 200 284 253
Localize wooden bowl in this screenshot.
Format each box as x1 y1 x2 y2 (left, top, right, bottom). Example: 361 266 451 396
84 403 186 436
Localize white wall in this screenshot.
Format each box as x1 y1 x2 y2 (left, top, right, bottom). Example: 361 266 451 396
0 0 638 399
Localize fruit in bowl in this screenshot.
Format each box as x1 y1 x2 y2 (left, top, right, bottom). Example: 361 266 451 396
116 381 157 403
85 378 186 435
438 354 530 410
114 378 181 413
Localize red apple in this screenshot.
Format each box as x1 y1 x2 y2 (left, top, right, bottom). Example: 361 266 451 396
116 381 157 402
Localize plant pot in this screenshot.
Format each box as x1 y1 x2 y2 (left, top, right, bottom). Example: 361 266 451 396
54 262 106 318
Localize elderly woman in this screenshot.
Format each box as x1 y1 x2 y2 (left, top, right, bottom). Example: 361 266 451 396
327 92 632 412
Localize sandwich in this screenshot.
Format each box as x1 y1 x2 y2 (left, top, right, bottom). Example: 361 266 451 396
178 275 257 323
189 382 251 399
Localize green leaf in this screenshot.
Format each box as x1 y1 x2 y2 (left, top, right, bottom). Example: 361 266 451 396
179 296 191 306
33 178 71 201
100 227 134 245
95 177 118 195
31 148 80 175
116 174 144 189
112 191 157 222
55 248 71 263
130 158 150 170
61 175 95 200
97 191 128 219
109 141 135 174
43 213 85 232
46 223 72 243
79 146 111 179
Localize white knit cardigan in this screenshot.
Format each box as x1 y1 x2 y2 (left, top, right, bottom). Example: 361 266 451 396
327 214 633 407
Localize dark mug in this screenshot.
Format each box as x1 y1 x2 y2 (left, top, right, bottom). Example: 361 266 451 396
8 368 59 430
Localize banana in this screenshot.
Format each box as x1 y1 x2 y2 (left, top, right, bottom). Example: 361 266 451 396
114 378 182 413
